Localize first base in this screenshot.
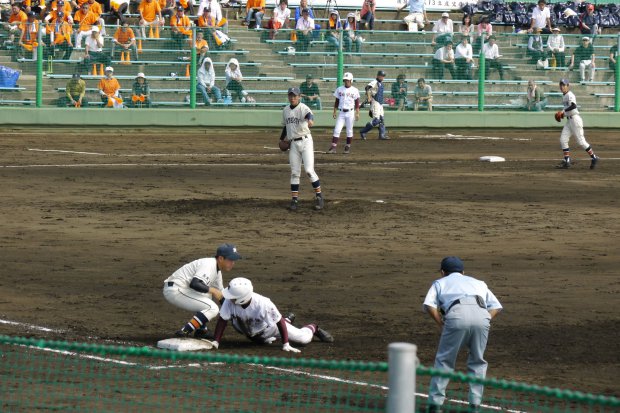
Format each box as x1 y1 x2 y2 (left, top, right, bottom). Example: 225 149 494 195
157 337 214 351
479 156 506 162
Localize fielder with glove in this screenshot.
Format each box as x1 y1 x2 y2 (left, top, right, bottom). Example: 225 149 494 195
359 70 390 141
210 277 334 352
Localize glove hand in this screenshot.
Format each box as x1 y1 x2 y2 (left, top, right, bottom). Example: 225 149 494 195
211 340 219 349
554 110 564 122
282 342 300 353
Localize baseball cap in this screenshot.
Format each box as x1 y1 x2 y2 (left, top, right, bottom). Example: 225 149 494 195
559 78 570 85
441 12 449 17
136 72 145 79
177 5 184 10
216 243 242 261
551 26 560 31
343 72 353 81
306 73 314 79
287 87 301 96
440 256 464 273
27 11 36 17
582 36 590 42
376 70 386 77
302 8 309 13
91 26 100 32
104 66 114 72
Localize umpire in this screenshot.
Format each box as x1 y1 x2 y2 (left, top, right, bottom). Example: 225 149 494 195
423 256 503 413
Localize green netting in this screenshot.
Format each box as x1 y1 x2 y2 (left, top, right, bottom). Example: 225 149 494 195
1 335 618 412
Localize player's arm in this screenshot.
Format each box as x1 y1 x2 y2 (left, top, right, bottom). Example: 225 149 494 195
279 126 287 141
424 305 444 329
305 112 314 128
354 97 360 120
277 316 299 352
332 97 339 118
211 316 228 348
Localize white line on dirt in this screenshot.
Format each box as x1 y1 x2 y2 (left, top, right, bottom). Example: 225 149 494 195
400 134 532 141
28 148 279 157
0 318 65 333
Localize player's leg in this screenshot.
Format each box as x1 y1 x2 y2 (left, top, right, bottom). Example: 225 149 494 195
301 139 323 210
376 104 388 139
557 123 572 167
329 114 346 153
163 284 220 337
343 111 355 153
284 323 315 344
288 142 303 210
465 307 491 407
572 116 598 168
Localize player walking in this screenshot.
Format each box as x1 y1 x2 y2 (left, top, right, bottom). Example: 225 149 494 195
328 72 360 154
555 78 599 169
280 87 324 211
360 70 390 141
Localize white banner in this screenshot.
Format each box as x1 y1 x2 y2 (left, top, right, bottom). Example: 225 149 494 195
255 0 477 12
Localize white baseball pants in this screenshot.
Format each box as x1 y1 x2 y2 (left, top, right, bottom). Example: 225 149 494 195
289 135 318 185
560 115 590 150
333 110 355 138
163 283 220 320
232 319 315 344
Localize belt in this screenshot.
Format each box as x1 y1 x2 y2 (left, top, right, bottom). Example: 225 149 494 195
567 115 574 120
446 296 486 313
166 281 174 287
293 135 310 141
446 299 461 313
340 108 352 112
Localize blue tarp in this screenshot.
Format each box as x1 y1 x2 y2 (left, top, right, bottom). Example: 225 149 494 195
0 65 20 88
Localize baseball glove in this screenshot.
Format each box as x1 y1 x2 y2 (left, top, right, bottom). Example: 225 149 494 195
279 139 290 151
368 109 373 118
554 111 564 122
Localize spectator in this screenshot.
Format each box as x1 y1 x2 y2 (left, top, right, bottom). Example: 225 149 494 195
197 0 228 33
130 72 151 108
196 8 219 49
568 36 595 82
432 12 454 49
98 66 123 108
360 0 375 30
391 74 408 111
458 14 474 45
111 21 137 62
108 0 129 25
547 26 565 68
75 2 106 49
138 0 163 39
2 4 27 50
177 0 194 17
45 0 74 25
455 35 474 80
23 0 46 17
609 44 618 80
476 16 492 39
529 0 551 34
413 77 432 111
197 57 223 106
18 11 39 60
325 9 342 51
242 0 265 29
72 2 90 28
482 35 504 80
225 58 254 103
300 74 321 110
48 11 74 60
267 0 290 40
400 0 427 32
527 28 546 65
194 31 209 52
77 26 110 74
432 41 456 80
295 8 314 52
524 79 547 111
343 12 363 53
170 6 192 50
159 0 175 20
579 4 600 37
57 72 88 107
294 0 320 39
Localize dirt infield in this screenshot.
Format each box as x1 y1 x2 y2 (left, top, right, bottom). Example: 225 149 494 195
0 127 618 397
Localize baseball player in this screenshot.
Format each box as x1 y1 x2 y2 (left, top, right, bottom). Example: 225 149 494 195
327 72 360 154
210 277 334 352
163 243 241 339
555 78 599 169
360 70 390 141
424 256 502 413
280 87 324 211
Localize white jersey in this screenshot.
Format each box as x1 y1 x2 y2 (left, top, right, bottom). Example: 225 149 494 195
562 91 579 117
282 102 313 140
164 257 224 292
219 293 281 338
333 85 360 110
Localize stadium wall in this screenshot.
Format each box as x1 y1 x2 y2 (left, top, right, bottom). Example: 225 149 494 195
1 108 619 129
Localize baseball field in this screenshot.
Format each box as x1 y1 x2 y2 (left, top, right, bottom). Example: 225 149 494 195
0 126 618 398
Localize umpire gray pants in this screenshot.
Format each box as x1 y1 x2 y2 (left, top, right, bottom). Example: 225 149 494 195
429 296 491 406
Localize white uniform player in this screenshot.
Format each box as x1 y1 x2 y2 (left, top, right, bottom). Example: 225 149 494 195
556 78 598 169
328 72 360 154
163 244 241 338
211 277 334 353
281 87 323 211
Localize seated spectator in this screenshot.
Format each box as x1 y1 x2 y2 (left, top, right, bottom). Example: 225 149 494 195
482 35 504 80
159 0 175 20
194 31 209 52
23 0 46 17
19 11 40 60
197 57 223 106
455 35 474 80
343 13 362 53
130 72 151 108
225 58 254 103
400 0 427 32
138 0 163 39
57 72 88 107
431 12 453 49
75 0 106 48
568 36 595 82
579 4 600 37
267 0 290 40
325 10 342 51
529 0 551 34
609 44 618 80
108 0 130 25
243 0 265 29
295 8 314 52
170 6 192 50
473 15 491 53
547 27 565 67
47 11 74 60
111 21 137 62
77 26 111 74
524 79 547 111
177 0 194 17
459 14 474 45
98 66 123 108
527 28 546 65
391 74 408 111
360 0 375 30
299 74 321 110
201 0 228 33
413 78 432 111
294 0 320 39
432 41 456 80
2 4 27 50
45 0 74 24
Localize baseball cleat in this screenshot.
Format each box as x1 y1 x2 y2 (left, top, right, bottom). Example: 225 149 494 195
175 329 190 338
326 146 336 154
590 156 598 169
344 145 351 154
289 199 299 211
360 132 367 140
314 327 334 343
555 160 571 169
379 135 391 140
193 329 214 340
314 195 324 210
283 312 296 324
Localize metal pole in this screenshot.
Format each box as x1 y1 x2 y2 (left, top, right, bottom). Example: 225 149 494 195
386 342 417 413
614 33 619 112
36 23 43 108
477 34 486 112
190 26 197 109
337 29 343 86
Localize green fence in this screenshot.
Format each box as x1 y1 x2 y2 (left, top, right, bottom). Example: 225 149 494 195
1 335 618 412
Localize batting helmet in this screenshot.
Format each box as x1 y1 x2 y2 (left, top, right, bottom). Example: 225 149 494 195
223 277 254 305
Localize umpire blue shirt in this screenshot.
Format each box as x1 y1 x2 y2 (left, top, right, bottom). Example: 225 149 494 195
423 272 503 314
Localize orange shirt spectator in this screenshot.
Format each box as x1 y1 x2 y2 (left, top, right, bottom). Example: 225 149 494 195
79 10 101 32
139 0 162 23
9 7 28 24
171 9 192 36
114 25 135 44
99 76 121 96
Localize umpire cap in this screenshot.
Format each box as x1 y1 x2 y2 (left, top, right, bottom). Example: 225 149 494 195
376 70 386 77
440 256 464 273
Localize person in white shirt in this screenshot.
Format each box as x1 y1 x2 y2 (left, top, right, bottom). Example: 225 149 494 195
295 8 314 52
432 41 456 80
455 35 474 80
432 12 454 48
482 35 504 80
399 0 427 32
547 26 566 67
267 0 290 40
529 0 551 34
328 72 360 154
197 56 223 105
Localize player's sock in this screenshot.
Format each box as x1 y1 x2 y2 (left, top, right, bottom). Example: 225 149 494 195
585 146 595 158
562 148 570 163
303 324 317 334
346 136 352 145
331 137 339 147
181 311 209 334
291 184 299 201
311 180 321 196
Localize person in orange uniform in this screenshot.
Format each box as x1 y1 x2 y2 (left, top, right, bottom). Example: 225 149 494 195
111 21 137 61
75 2 106 48
48 11 74 59
196 7 217 48
170 6 192 49
45 0 74 24
177 0 194 16
193 31 208 51
243 0 265 29
22 0 46 18
98 66 123 108
138 0 163 39
2 4 27 50
19 12 40 60
109 0 130 24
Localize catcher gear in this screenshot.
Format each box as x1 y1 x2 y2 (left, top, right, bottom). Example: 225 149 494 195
222 277 253 305
279 139 290 151
555 111 564 122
